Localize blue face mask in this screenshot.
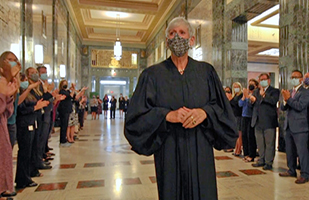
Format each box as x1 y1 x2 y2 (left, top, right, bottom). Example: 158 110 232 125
20 81 29 89
9 61 17 68
304 77 309 85
40 73 48 81
260 80 268 88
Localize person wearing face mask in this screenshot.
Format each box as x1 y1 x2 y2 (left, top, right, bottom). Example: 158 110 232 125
25 67 55 174
124 17 237 200
57 80 75 147
230 82 243 156
239 79 259 162
57 81 87 146
250 73 279 171
279 70 309 184
0 55 18 199
15 70 50 189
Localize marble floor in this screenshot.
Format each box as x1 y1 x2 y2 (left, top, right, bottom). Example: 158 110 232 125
11 114 309 200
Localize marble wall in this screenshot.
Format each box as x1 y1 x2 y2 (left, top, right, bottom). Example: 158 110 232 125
279 0 309 89
0 0 21 59
188 0 213 65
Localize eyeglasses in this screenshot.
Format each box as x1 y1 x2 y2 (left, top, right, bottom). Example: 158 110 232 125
290 76 302 79
225 91 231 94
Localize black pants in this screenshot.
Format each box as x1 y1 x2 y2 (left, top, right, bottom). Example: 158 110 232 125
285 128 309 178
7 123 17 148
78 109 85 127
110 107 116 118
15 125 35 186
59 112 70 143
241 117 256 158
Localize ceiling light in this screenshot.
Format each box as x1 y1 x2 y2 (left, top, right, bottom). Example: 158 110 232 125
35 44 44 64
114 14 122 61
105 11 129 18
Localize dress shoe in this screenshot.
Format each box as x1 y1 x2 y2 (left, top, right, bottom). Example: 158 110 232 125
279 171 297 177
44 161 51 165
252 163 265 167
295 177 309 184
1 191 17 197
38 164 52 170
31 172 43 177
262 164 273 170
46 152 55 156
16 182 38 189
45 157 54 161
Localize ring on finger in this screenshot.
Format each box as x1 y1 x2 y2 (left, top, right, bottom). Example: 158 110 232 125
192 120 196 125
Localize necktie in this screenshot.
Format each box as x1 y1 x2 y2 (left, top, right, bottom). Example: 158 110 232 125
291 88 296 98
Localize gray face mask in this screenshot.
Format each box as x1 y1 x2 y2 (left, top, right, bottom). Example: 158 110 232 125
30 73 39 82
167 33 190 57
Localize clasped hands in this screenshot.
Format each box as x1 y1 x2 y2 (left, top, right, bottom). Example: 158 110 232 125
166 107 207 129
281 89 291 101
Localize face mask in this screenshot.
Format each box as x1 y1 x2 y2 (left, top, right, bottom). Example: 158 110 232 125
291 78 301 87
9 61 17 68
234 88 240 93
30 73 39 82
304 77 309 85
20 81 29 89
40 73 48 81
249 84 255 91
63 85 68 89
167 33 190 57
260 80 268 88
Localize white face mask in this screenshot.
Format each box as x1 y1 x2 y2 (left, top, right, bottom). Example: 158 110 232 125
234 88 240 93
291 78 301 87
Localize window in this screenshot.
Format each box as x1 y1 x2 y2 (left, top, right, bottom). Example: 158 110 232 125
131 53 137 65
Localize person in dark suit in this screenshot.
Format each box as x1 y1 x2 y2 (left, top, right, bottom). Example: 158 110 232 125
279 70 309 184
110 96 117 119
250 73 279 170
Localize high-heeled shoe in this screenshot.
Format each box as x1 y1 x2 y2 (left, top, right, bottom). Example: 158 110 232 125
244 157 254 162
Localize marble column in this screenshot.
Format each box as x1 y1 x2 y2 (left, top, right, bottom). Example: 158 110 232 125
212 0 224 80
213 0 248 87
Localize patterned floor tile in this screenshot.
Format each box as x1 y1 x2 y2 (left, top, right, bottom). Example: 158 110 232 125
149 176 157 183
56 164 76 169
111 161 131 166
216 171 239 178
140 160 154 165
121 178 142 185
77 180 105 189
35 182 67 192
215 156 233 160
239 169 266 175
84 162 105 168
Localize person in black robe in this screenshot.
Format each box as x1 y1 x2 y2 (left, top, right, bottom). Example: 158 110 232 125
124 17 238 200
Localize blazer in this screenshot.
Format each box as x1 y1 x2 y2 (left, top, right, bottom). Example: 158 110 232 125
281 86 309 133
251 86 280 129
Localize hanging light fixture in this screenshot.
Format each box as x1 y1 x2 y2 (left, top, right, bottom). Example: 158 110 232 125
114 14 122 61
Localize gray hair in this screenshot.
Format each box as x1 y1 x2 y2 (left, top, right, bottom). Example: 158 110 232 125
165 17 195 38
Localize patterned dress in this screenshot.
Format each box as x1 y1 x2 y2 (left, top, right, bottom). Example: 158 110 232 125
0 94 14 193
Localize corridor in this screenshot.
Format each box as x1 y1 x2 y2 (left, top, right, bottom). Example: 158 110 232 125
12 115 309 200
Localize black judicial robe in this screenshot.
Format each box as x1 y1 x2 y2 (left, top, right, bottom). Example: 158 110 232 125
124 57 237 200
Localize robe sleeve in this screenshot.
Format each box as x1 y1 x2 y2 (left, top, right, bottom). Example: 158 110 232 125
200 66 238 150
124 69 171 156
